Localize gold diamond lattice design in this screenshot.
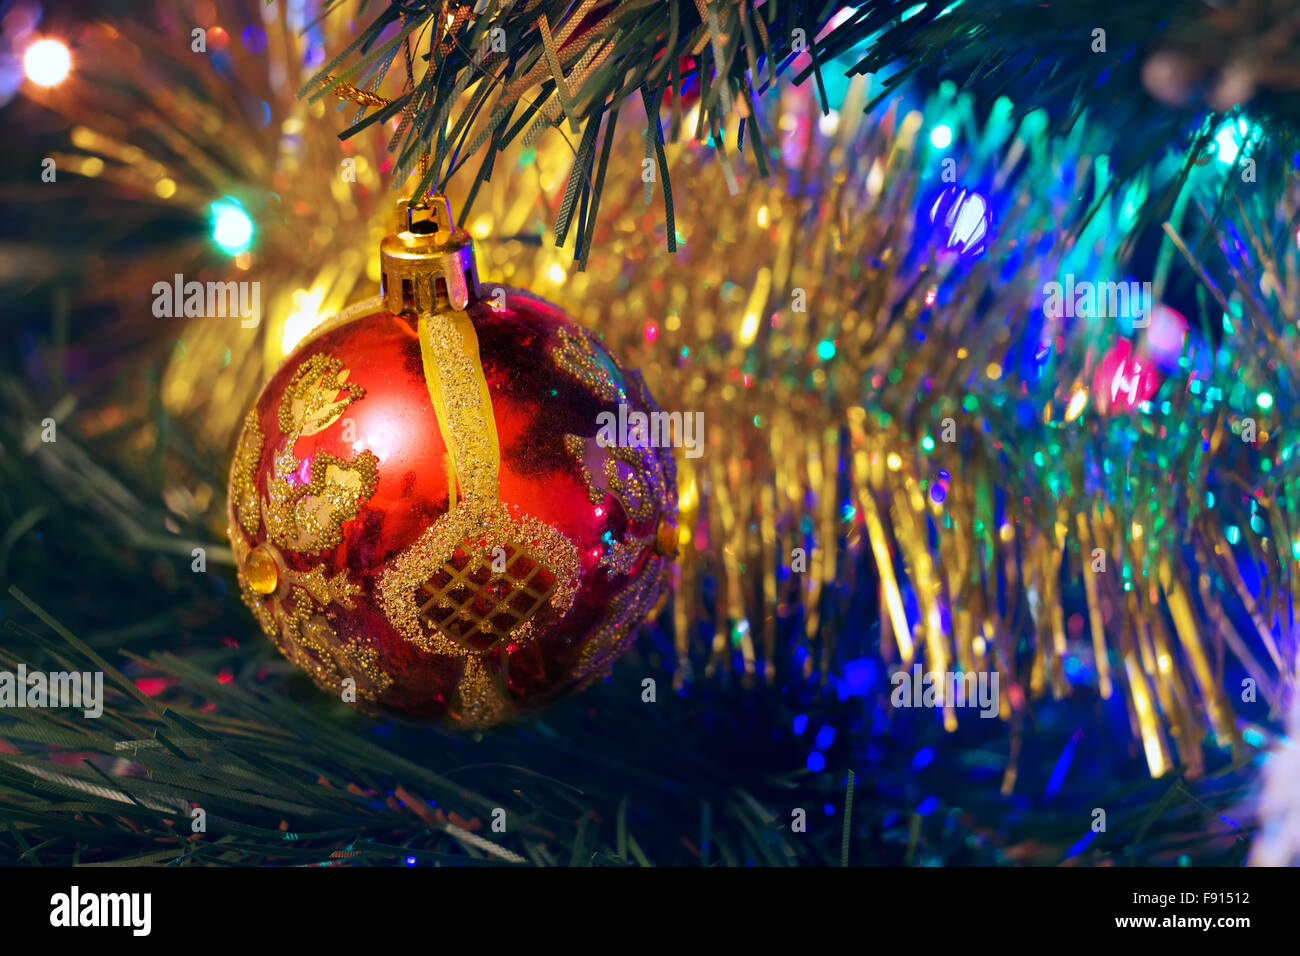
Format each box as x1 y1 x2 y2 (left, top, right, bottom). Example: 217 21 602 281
416 541 558 652
379 503 581 658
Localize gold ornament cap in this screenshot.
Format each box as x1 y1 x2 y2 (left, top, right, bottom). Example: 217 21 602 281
380 195 479 315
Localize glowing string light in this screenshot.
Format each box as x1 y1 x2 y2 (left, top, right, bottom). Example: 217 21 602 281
24 38 72 88
210 199 254 255
1065 387 1088 422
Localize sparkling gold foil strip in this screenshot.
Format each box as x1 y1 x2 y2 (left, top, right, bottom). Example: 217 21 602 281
1076 511 1114 698
418 310 502 503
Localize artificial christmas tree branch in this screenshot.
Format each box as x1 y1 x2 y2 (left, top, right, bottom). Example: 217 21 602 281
304 0 1300 246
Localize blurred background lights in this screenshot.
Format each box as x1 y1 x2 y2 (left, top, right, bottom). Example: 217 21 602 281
281 285 327 356
1215 117 1257 165
210 199 254 254
23 37 71 87
929 186 991 258
1065 386 1088 422
1143 303 1189 371
929 124 952 148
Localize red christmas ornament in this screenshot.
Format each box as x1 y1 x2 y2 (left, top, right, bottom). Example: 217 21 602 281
227 196 678 727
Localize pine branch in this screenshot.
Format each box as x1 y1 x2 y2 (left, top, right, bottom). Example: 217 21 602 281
307 0 1300 252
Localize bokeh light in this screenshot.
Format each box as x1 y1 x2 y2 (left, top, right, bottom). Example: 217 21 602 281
23 37 71 87
210 199 254 255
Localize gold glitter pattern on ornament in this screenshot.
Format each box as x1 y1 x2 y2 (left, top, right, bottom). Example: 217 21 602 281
564 433 670 525
418 310 500 503
260 351 378 555
231 411 265 535
453 657 513 730
564 433 605 505
278 353 364 437
289 563 363 609
416 539 559 651
229 531 390 701
599 533 652 576
302 611 393 701
552 327 627 403
275 594 392 702
379 501 580 658
264 449 379 553
574 555 670 680
627 369 679 506
604 443 663 523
